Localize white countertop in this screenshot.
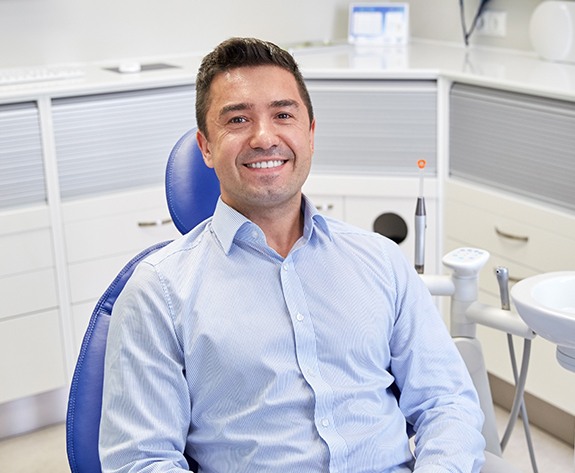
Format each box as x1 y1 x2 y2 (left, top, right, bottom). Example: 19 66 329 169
293 41 575 102
2 41 575 103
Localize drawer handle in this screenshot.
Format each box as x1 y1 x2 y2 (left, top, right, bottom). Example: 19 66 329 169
495 227 529 243
316 203 334 211
138 218 173 227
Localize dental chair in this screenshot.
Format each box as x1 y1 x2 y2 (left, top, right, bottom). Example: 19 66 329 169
65 129 218 473
65 129 523 473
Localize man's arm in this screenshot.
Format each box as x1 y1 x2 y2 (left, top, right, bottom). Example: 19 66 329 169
99 261 192 472
388 250 486 472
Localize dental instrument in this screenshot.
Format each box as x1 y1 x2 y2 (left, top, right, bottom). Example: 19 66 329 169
414 159 427 274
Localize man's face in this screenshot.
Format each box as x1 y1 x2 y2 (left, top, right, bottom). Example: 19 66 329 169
197 65 315 216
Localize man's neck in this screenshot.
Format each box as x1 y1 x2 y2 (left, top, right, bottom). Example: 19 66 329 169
244 200 304 258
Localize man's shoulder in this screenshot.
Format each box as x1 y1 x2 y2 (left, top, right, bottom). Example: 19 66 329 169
143 219 213 267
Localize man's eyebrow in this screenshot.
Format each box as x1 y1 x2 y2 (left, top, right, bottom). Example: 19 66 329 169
218 100 299 118
219 103 252 117
271 99 300 109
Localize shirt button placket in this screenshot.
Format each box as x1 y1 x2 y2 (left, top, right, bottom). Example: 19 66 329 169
279 257 348 472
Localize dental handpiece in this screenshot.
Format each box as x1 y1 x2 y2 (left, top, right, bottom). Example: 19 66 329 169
495 266 511 310
414 196 426 274
414 160 427 274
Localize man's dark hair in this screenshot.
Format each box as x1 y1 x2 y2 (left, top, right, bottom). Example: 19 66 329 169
195 37 314 137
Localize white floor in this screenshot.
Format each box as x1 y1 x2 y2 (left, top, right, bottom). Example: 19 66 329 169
0 405 572 472
494 405 574 472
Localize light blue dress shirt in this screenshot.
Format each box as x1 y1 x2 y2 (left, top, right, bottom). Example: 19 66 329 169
100 196 485 473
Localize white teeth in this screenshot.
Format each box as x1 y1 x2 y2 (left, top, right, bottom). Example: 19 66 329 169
246 160 284 169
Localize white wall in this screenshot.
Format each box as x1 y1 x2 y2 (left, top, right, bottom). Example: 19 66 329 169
0 0 351 67
409 0 542 51
0 0 544 68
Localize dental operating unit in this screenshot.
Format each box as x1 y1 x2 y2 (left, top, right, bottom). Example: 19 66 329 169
413 159 575 472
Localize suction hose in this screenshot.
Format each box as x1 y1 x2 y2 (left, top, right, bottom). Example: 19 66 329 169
496 267 539 473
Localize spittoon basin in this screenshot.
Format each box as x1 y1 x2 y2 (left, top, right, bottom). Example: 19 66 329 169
511 271 575 350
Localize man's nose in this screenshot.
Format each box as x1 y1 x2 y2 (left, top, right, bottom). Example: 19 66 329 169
249 120 280 149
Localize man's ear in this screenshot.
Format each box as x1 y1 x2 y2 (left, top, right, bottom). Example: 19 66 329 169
196 130 214 168
309 118 316 154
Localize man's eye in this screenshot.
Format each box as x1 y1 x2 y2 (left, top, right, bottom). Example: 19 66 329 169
229 116 247 124
277 113 292 120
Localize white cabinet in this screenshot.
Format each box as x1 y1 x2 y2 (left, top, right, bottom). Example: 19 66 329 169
52 86 196 200
445 180 575 415
0 310 66 404
0 103 46 208
307 80 437 176
305 194 345 220
450 83 575 214
0 84 196 415
0 102 67 404
305 176 439 274
51 85 196 354
447 83 575 416
62 188 181 354
0 207 66 404
304 80 439 272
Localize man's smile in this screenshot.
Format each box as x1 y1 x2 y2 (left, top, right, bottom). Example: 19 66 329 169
245 159 287 169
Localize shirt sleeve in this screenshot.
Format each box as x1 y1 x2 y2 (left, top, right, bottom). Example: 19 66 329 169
99 261 192 473
386 245 486 472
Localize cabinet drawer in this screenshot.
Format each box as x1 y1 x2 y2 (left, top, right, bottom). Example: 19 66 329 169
63 187 180 263
306 194 345 220
0 310 66 404
446 194 575 272
64 208 178 263
0 269 58 320
68 252 143 304
0 228 54 277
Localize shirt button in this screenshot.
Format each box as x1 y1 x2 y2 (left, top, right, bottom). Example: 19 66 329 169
282 263 289 271
321 418 330 427
251 231 258 239
296 313 304 322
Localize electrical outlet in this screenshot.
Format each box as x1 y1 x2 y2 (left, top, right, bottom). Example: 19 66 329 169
476 10 507 37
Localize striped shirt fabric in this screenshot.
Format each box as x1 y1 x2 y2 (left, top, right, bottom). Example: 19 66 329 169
100 196 485 473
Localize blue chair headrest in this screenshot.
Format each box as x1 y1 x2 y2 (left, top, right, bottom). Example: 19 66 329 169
165 128 221 235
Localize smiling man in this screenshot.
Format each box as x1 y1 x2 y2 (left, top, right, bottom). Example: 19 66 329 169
196 64 314 257
99 37 486 473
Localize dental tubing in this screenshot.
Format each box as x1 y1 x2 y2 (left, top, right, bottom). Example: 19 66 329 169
496 267 539 473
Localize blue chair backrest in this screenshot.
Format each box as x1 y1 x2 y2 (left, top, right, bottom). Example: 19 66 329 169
66 241 171 473
165 128 220 234
66 128 219 473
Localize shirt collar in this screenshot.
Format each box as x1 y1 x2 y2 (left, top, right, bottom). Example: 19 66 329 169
211 195 332 255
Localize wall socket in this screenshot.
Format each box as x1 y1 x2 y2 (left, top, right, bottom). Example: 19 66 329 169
476 10 507 37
